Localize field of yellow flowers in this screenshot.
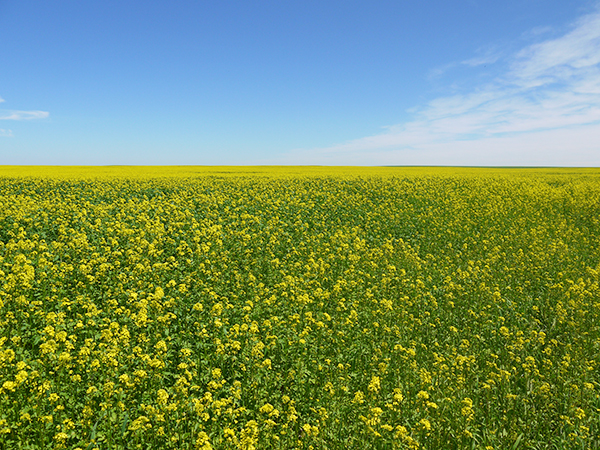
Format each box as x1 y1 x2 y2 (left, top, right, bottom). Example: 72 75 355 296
0 166 599 449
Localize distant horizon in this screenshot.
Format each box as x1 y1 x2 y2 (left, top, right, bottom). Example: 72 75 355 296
1 165 599 168
2 164 599 170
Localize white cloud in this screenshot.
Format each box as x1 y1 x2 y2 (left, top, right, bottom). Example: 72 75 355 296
284 7 600 166
0 110 50 120
0 96 49 122
523 26 554 38
461 46 503 67
427 62 458 79
0 128 13 137
461 54 501 67
509 11 600 88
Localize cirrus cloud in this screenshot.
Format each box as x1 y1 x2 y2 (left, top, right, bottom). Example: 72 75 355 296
0 110 50 120
0 96 49 136
283 6 600 166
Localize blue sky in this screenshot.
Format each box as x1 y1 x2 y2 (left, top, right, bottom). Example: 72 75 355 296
1 0 599 166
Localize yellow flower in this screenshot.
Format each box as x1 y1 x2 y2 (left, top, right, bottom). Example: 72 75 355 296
368 376 380 394
128 415 151 431
119 374 130 384
54 432 68 443
133 370 147 379
393 388 404 403
155 340 167 353
239 420 259 450
461 398 474 420
302 423 312 435
419 418 431 431
260 403 274 414
195 431 212 450
2 381 16 392
352 391 365 404
157 389 169 406
15 370 28 384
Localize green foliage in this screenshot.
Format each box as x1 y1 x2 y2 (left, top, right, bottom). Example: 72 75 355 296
0 169 599 449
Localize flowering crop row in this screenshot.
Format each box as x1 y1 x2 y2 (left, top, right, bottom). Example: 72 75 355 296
0 167 599 449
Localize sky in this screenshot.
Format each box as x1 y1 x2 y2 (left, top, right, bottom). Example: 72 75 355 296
1 0 599 166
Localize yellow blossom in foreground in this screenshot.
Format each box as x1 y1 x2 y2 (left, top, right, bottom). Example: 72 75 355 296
0 167 598 450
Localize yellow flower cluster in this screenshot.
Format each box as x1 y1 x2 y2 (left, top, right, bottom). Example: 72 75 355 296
0 166 599 449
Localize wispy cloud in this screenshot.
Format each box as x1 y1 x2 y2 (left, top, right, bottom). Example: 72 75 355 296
0 128 13 137
285 7 600 166
0 110 50 120
0 95 49 123
461 46 503 67
521 25 554 39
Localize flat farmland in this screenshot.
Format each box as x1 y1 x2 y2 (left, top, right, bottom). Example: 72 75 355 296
0 167 599 449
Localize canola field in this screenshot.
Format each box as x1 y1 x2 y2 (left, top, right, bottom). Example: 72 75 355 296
0 166 599 450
